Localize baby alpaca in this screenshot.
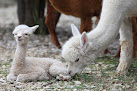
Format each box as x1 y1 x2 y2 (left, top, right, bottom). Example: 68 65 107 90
7 25 70 82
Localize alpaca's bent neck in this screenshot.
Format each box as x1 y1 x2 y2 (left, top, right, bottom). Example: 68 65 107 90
88 0 126 54
12 43 27 66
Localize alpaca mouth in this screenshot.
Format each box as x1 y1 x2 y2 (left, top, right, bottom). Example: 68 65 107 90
18 39 22 41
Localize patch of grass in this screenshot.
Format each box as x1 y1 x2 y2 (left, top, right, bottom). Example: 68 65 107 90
0 59 12 77
0 69 8 77
0 57 137 90
70 56 137 90
95 56 119 64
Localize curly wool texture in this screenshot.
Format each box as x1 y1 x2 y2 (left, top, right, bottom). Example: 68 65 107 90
7 25 69 82
62 0 137 76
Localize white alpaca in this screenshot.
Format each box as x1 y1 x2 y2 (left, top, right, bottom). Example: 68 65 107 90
62 0 137 76
7 25 70 82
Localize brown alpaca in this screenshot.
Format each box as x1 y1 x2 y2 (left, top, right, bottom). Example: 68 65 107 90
45 0 102 48
132 17 137 58
45 0 137 57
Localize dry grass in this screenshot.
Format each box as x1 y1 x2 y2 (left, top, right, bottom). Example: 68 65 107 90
0 56 137 91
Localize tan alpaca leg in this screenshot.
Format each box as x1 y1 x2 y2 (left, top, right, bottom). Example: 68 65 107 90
116 18 133 74
7 74 17 82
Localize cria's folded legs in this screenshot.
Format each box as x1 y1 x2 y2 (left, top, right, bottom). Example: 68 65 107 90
16 68 49 82
49 62 71 80
116 18 133 74
49 62 68 76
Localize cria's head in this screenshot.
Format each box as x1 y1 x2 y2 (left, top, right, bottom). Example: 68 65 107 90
13 25 39 45
62 24 93 76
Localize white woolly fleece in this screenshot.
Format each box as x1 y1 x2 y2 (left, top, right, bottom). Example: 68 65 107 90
62 0 137 76
7 25 70 82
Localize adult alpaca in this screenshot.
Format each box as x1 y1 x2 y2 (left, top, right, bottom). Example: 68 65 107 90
46 0 137 57
62 0 137 76
45 0 102 48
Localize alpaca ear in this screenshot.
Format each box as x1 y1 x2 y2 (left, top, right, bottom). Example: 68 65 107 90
80 32 88 49
71 24 80 36
30 25 39 33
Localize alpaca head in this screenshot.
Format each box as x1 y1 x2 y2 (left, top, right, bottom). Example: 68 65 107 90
62 24 96 76
13 25 39 45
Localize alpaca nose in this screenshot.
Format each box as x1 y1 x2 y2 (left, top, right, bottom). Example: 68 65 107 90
18 36 22 40
68 71 71 74
18 36 22 39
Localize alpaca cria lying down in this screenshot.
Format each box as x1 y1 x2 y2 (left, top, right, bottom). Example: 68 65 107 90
7 25 70 82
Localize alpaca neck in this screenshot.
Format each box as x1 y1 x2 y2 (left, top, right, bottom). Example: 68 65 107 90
88 0 126 53
12 43 27 66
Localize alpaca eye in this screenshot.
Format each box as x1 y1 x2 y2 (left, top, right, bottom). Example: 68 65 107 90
75 58 79 62
25 33 28 36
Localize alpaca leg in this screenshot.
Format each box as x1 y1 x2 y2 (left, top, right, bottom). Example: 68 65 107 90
17 72 49 82
49 62 68 76
116 18 133 74
115 47 121 58
7 74 17 82
115 17 137 58
16 69 49 82
45 0 61 48
80 17 92 33
49 62 71 80
131 17 137 58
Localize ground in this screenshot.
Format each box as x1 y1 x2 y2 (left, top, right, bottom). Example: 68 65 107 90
0 2 137 91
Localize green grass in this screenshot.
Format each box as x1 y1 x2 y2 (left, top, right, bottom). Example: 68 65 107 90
0 59 12 77
0 57 137 90
70 56 137 90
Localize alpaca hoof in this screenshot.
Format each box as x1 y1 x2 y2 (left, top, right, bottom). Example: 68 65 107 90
50 36 62 49
116 69 127 75
115 69 127 75
115 71 124 75
116 62 128 75
16 74 26 82
7 74 17 82
56 74 71 81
